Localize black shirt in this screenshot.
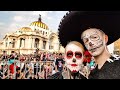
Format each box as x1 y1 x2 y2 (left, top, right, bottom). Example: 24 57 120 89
55 58 65 72
89 54 120 79
48 71 87 79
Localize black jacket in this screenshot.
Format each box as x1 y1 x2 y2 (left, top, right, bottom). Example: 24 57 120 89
89 54 120 79
47 71 87 79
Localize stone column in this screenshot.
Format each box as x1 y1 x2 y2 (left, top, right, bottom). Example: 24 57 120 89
46 40 49 51
40 39 43 50
25 37 30 49
28 36 33 54
16 38 20 52
32 37 35 49
30 37 33 48
28 36 31 49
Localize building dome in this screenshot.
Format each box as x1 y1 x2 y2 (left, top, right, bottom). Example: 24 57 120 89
29 14 49 30
19 27 32 32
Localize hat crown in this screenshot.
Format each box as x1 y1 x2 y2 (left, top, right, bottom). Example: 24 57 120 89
58 11 120 47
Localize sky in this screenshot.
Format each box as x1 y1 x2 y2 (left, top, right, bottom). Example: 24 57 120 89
0 11 68 40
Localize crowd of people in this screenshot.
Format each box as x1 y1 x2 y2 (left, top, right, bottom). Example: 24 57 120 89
0 51 64 79
0 50 94 79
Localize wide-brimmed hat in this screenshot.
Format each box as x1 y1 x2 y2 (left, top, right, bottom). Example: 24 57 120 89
58 11 120 48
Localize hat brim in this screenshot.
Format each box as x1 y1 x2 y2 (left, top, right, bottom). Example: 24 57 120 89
58 11 120 48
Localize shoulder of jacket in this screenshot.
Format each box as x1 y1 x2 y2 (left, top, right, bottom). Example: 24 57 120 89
107 54 120 63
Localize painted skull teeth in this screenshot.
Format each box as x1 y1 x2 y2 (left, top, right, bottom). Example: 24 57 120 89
89 42 103 51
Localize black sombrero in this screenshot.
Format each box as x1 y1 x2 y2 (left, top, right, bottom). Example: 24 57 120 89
58 11 120 48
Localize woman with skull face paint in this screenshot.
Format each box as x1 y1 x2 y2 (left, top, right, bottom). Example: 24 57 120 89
48 41 88 79
58 11 120 79
63 41 88 79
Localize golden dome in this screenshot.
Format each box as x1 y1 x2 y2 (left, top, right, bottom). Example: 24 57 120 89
30 21 49 30
19 27 32 32
29 14 49 30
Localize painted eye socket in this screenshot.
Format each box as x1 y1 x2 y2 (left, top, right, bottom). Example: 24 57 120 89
66 51 82 59
90 34 100 41
83 38 88 44
75 52 82 59
66 51 73 59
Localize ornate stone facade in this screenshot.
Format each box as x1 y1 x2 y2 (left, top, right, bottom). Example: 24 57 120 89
0 15 65 55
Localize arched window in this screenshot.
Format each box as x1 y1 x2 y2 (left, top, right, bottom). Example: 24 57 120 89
34 38 39 48
49 36 54 49
20 38 25 47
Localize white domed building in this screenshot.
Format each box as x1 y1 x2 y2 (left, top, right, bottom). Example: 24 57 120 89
0 15 65 55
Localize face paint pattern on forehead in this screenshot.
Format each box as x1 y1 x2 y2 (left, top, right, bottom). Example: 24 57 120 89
82 29 99 39
66 43 83 53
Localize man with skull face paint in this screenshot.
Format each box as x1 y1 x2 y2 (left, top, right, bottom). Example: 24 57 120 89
81 28 120 79
58 11 120 79
48 41 87 79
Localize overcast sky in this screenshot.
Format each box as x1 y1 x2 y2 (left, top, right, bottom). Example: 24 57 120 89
0 11 68 40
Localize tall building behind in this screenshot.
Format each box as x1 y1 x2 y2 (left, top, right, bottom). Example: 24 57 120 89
0 15 65 55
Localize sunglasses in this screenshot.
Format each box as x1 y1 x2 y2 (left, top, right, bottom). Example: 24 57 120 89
66 51 83 59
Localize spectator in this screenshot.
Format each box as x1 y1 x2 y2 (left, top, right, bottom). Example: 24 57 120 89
55 53 65 73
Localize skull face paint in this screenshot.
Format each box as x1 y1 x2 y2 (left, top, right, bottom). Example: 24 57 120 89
81 28 106 56
65 41 84 73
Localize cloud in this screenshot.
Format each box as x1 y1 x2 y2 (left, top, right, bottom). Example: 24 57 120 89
0 22 5 26
47 17 53 20
9 23 20 29
11 11 33 16
13 16 25 22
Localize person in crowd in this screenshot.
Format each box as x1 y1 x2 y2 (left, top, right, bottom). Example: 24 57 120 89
55 53 65 73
